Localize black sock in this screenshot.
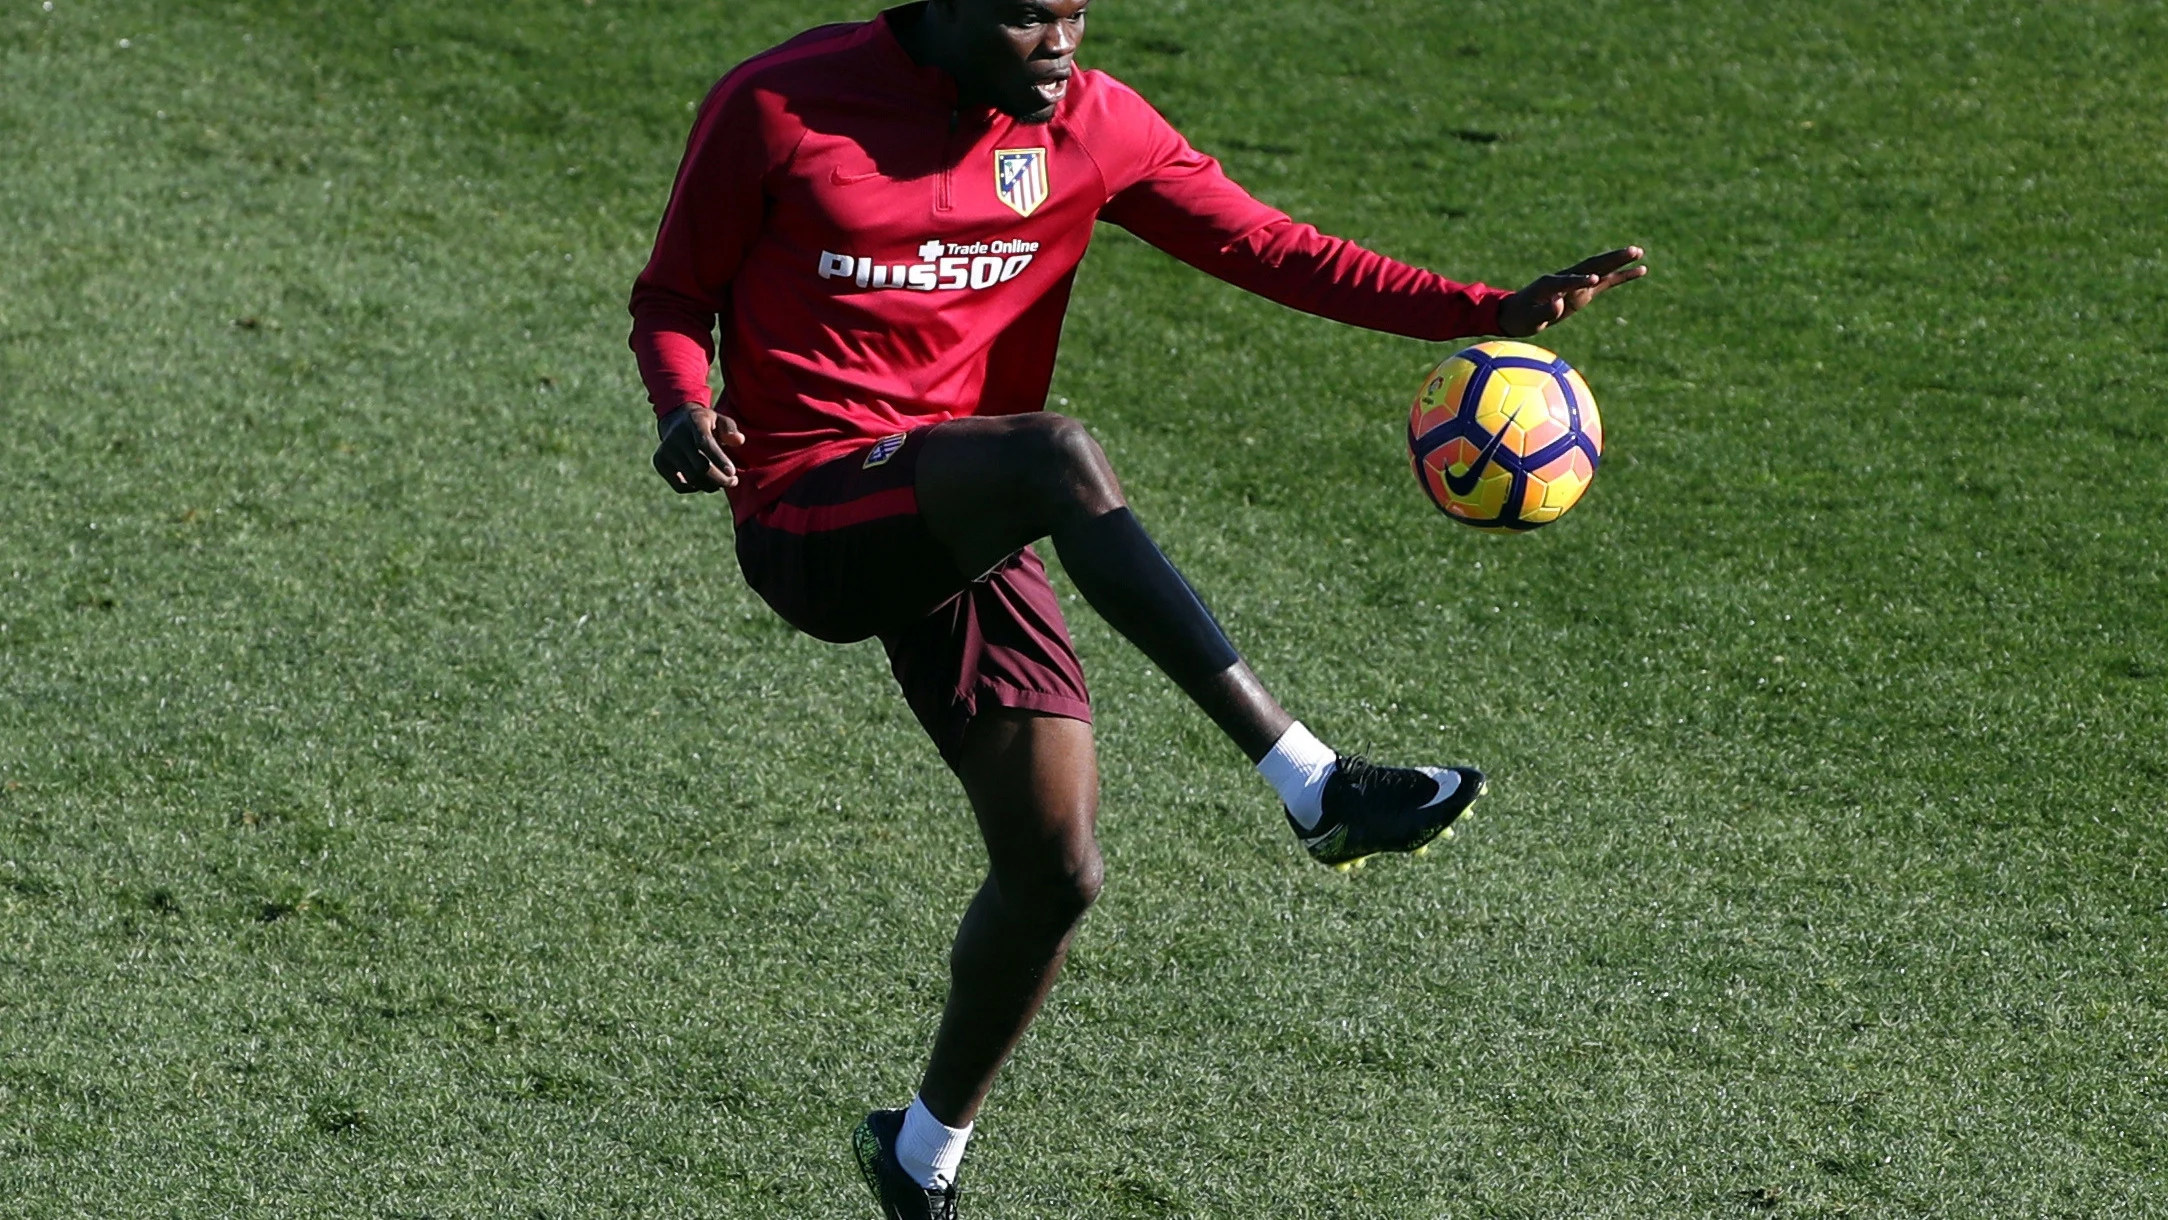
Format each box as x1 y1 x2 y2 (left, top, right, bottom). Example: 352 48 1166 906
1052 507 1240 686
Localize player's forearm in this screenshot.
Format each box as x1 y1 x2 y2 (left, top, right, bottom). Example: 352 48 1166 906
1204 218 1511 341
629 289 720 413
1105 149 1509 340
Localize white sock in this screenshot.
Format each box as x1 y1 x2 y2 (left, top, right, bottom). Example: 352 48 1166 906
1258 721 1338 831
897 1095 973 1190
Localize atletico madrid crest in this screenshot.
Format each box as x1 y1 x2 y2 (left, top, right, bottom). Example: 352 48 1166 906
994 148 1049 218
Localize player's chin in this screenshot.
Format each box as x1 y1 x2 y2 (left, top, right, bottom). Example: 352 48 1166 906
1002 98 1059 125
1000 79 1066 124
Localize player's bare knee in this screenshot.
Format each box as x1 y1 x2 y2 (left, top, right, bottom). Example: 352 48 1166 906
1041 862 1102 930
1039 414 1113 483
1025 414 1122 517
1003 843 1102 932
1061 848 1105 916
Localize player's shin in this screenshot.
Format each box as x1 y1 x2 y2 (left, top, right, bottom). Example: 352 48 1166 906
1050 508 1291 758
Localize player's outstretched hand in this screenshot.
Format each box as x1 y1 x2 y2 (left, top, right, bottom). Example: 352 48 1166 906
1498 246 1647 338
654 404 747 493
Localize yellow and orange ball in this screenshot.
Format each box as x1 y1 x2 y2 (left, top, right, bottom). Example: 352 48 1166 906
1409 341 1604 532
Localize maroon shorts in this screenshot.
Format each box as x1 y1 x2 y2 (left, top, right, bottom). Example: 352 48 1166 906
734 429 1091 766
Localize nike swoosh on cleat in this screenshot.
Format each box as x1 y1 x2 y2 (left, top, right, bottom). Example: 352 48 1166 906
1442 402 1529 498
1416 767 1459 809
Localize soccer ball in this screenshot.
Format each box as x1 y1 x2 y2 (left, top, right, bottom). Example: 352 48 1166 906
1408 341 1604 532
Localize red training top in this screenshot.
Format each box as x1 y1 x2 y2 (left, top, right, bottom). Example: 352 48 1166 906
630 7 1513 522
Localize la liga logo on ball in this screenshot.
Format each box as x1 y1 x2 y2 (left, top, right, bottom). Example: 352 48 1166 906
1408 341 1604 532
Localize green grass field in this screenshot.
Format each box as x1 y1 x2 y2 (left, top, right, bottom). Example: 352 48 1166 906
4 1 2166 1215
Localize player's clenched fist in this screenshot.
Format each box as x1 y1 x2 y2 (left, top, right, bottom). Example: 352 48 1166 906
653 404 746 493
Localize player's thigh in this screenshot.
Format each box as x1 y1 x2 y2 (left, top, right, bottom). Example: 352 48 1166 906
916 414 1126 577
955 709 1102 914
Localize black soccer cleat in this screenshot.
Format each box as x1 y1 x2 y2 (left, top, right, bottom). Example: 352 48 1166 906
852 1109 960 1220
1289 757 1487 871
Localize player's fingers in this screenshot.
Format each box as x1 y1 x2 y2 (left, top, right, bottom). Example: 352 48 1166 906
692 435 739 485
683 463 731 492
658 444 727 493
1543 271 1603 291
1574 264 1649 309
712 414 747 447
1564 246 1644 277
655 450 700 494
692 421 736 466
1527 272 1600 302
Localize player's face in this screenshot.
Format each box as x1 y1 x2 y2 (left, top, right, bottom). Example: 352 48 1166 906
948 0 1088 123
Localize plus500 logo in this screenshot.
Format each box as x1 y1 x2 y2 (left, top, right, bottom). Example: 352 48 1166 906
818 239 1038 292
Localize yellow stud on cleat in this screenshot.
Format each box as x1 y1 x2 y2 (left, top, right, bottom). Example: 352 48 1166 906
1413 844 1429 858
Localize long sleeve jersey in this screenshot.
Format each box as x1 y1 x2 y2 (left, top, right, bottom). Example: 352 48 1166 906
630 8 1513 522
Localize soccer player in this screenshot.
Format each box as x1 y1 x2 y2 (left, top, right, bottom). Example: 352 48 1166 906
630 2 1643 1215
